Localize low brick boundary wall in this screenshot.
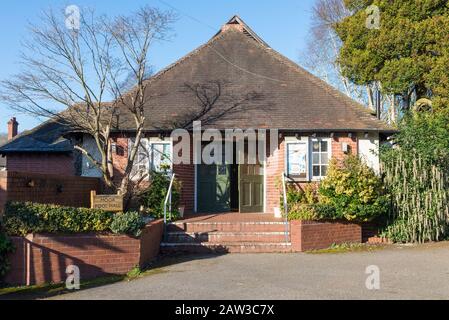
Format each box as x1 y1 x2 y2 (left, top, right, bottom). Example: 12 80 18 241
290 220 362 252
4 220 164 286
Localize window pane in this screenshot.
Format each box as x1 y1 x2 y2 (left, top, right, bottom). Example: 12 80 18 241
321 165 328 176
312 141 320 152
312 153 320 164
321 153 329 164
320 141 328 152
151 143 171 172
313 165 320 177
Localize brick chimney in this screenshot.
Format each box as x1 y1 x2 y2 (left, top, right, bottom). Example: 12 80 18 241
7 117 18 140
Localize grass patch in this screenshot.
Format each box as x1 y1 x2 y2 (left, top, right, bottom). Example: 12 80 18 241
306 242 386 254
0 265 167 300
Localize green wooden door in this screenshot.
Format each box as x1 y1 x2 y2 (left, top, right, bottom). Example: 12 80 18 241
197 164 231 213
239 164 264 213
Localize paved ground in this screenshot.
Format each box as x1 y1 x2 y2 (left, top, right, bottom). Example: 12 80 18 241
52 242 449 300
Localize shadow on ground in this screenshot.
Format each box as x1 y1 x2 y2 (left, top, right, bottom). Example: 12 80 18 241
0 252 227 300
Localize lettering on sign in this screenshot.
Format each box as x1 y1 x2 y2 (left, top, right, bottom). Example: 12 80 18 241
90 191 123 212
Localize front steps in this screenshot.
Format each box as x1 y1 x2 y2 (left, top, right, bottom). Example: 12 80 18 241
160 220 291 254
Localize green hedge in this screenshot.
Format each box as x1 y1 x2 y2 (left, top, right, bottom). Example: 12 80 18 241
0 222 14 282
3 202 146 237
110 212 146 237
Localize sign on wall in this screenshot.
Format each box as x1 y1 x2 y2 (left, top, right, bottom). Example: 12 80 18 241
90 191 123 212
287 142 308 179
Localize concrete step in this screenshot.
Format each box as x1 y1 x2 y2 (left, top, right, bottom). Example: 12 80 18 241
167 222 288 233
160 242 292 254
165 231 289 243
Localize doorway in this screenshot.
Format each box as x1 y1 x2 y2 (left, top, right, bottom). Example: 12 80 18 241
196 141 264 214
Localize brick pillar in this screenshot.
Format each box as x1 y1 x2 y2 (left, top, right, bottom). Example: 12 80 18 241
290 220 302 252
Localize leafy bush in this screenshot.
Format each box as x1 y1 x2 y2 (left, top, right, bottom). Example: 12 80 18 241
380 112 449 243
0 223 15 281
285 184 337 221
110 211 146 237
139 172 181 220
319 155 389 222
288 203 336 221
3 202 114 236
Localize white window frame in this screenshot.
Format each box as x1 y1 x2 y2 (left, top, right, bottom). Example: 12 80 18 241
310 137 332 181
148 138 173 174
129 137 173 181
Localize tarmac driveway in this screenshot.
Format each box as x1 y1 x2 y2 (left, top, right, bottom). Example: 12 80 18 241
52 242 449 300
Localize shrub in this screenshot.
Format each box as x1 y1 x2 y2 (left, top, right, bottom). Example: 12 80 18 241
0 223 14 281
287 203 336 221
3 202 114 236
380 112 449 243
139 172 181 220
319 155 389 222
110 211 146 237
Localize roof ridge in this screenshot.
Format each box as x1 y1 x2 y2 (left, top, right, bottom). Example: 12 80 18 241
213 15 270 48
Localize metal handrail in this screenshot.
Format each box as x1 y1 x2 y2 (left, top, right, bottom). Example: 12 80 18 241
281 173 290 243
163 173 176 241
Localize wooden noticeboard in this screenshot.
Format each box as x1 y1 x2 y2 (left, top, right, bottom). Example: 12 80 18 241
90 191 123 212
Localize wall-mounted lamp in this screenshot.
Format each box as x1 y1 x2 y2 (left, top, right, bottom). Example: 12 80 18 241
364 132 370 139
311 133 317 138
330 132 335 138
348 133 353 139
295 133 301 140
26 180 35 188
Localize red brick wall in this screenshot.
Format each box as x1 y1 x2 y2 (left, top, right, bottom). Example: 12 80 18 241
173 135 194 213
331 134 358 160
4 220 164 286
112 136 129 186
290 220 362 252
266 134 284 214
139 220 165 266
0 172 6 215
0 171 100 213
6 154 75 176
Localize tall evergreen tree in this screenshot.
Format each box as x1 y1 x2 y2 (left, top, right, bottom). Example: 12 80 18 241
335 0 449 112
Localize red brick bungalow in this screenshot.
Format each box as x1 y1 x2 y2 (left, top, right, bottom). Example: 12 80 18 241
0 16 393 216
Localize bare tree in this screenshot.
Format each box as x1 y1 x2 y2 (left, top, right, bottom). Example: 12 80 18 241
0 6 176 195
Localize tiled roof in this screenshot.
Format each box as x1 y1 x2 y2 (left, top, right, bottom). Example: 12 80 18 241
0 120 72 154
115 16 393 132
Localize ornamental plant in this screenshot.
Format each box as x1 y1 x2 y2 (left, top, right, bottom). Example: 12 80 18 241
380 112 449 243
139 171 181 220
285 184 336 221
319 155 389 222
110 211 146 237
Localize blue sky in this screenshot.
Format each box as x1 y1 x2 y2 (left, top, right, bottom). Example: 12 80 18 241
0 0 316 133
